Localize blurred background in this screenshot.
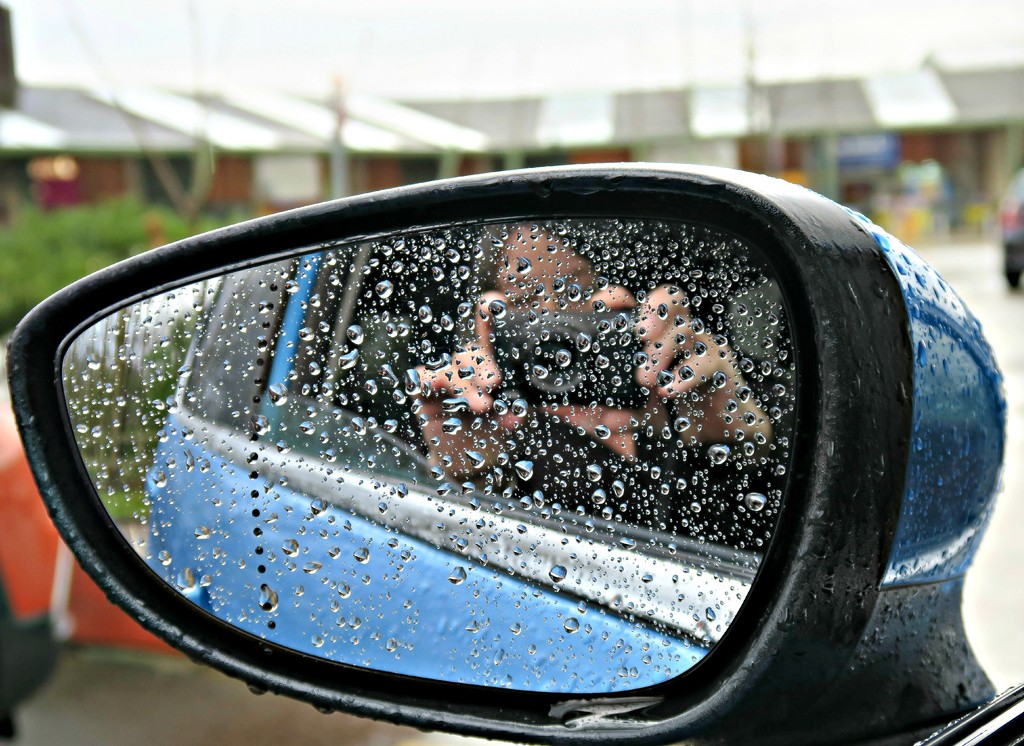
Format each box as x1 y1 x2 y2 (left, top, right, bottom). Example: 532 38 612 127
0 1 1022 743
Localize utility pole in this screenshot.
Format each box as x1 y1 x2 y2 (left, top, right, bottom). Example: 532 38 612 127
330 76 348 200
742 0 778 174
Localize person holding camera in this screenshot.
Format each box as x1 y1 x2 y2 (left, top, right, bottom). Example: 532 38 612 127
412 225 770 533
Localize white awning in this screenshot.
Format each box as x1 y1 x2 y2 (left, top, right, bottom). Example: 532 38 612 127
346 93 488 151
88 87 284 151
863 68 957 128
225 90 410 153
690 86 749 138
536 93 615 146
0 110 66 148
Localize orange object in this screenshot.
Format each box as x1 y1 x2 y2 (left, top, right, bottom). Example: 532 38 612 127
0 406 60 618
0 404 175 653
66 561 173 652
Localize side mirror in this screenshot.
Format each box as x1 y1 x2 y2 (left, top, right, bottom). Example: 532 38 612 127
7 165 1004 744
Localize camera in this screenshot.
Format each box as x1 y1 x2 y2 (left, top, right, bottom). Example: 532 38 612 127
491 309 648 408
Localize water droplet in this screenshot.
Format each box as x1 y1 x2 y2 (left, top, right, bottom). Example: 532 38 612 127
404 368 421 395
176 568 196 591
449 566 467 584
510 399 528 417
353 547 371 563
303 561 322 574
442 396 470 413
514 460 534 480
442 417 463 434
310 498 328 516
563 617 580 633
708 444 731 464
586 464 602 482
488 299 508 319
258 584 279 612
549 565 567 583
593 425 611 440
152 472 167 488
706 607 717 622
251 415 271 435
194 526 211 540
346 324 365 345
267 383 288 406
339 349 359 370
516 256 532 274
158 550 172 566
745 492 767 512
611 480 625 498
554 349 572 367
282 539 299 557
575 333 592 352
375 279 394 299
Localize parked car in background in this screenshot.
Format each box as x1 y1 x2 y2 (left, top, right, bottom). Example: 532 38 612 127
1000 168 1024 288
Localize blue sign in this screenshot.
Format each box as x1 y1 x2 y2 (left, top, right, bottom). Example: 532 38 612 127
837 133 901 170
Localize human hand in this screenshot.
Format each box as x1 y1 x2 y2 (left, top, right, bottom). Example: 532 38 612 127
412 291 526 479
635 285 770 445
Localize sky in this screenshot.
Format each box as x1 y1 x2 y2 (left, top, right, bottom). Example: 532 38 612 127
6 0 1024 102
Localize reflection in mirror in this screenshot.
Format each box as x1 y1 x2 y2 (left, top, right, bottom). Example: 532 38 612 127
63 219 796 694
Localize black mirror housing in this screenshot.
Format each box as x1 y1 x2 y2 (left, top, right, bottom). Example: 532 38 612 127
7 165 1004 745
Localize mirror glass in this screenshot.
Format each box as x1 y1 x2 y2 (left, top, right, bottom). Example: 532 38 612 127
62 218 796 694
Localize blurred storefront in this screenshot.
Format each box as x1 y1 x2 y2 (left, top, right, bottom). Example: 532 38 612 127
0 63 1020 240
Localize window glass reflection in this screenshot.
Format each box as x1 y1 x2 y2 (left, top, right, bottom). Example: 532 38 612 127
63 218 796 694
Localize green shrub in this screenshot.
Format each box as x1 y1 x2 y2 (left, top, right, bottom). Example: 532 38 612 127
0 198 232 333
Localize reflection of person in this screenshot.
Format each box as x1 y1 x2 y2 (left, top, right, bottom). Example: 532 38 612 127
412 225 770 528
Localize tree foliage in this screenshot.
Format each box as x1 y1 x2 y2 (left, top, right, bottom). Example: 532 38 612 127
0 198 230 333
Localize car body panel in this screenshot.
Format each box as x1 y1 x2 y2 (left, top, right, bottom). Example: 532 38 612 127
854 218 1006 586
146 412 710 693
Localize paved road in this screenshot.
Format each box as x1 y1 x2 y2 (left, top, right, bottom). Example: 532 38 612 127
9 239 1024 744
